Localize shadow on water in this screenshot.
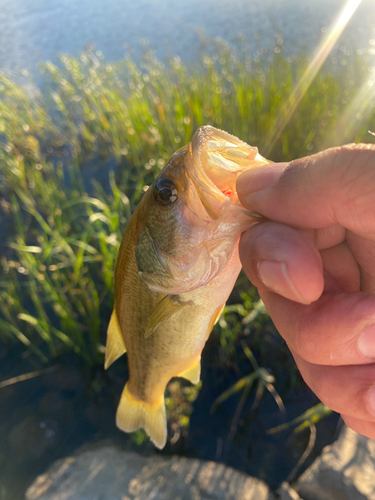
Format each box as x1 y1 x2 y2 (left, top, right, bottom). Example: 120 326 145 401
0 343 129 499
0 311 341 499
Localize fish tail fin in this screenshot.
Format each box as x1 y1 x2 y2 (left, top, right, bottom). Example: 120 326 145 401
116 383 167 449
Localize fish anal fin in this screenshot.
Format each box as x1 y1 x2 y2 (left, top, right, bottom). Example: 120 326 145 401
178 356 201 384
105 308 126 370
116 383 167 449
144 294 192 339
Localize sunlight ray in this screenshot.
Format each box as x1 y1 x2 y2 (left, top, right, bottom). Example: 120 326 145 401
264 0 363 157
324 66 375 146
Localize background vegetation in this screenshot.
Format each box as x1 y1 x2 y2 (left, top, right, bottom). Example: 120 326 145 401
1 39 375 453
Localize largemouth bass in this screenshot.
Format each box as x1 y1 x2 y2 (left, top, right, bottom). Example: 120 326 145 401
105 126 270 448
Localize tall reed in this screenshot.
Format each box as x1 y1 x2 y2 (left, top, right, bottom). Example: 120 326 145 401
0 40 374 364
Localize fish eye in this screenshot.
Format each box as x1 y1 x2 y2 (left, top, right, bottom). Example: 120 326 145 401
153 178 179 206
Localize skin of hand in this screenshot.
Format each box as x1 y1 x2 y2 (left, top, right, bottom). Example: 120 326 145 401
236 143 375 439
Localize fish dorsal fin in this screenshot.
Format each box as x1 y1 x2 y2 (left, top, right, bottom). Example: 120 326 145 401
178 356 201 384
105 308 126 369
144 294 192 339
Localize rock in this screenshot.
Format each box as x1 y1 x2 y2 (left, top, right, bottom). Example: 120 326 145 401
296 424 375 500
278 482 302 500
25 445 275 500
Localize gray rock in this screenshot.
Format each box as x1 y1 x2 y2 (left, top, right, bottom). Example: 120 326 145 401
278 482 302 500
25 445 275 500
296 425 375 500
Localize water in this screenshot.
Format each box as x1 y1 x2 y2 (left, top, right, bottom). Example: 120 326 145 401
0 334 341 499
0 0 374 83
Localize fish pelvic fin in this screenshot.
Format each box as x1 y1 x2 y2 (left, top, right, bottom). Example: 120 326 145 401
105 308 126 370
211 304 225 329
178 356 201 384
177 304 224 385
116 383 167 450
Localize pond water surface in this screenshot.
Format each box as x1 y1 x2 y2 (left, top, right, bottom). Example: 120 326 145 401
1 0 374 83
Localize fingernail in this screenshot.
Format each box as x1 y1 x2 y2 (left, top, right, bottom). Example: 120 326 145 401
257 260 312 304
237 162 289 198
358 324 375 359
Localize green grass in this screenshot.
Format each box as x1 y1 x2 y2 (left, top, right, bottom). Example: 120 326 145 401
0 39 374 424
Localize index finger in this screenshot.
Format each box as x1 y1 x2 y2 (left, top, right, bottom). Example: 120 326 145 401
237 144 375 236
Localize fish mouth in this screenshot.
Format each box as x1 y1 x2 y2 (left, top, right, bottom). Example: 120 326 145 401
186 125 271 221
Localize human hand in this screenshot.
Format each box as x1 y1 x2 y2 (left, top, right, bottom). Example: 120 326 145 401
236 144 375 438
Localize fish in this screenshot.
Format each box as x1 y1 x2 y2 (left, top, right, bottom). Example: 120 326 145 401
105 125 271 449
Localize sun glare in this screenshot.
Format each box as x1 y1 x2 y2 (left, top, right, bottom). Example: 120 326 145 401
324 68 375 147
264 0 363 156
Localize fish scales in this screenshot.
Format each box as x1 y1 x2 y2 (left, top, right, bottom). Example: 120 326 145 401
105 126 271 448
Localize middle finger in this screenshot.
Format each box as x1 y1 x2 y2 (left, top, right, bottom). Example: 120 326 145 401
260 288 375 366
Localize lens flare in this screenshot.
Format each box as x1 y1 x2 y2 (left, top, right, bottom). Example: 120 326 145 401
324 61 375 147
264 0 363 157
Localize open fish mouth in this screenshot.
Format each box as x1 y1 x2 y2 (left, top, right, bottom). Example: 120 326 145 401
186 126 271 221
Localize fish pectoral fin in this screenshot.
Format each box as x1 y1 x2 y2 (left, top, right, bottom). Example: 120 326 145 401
116 384 167 449
144 294 193 339
178 356 201 384
104 308 126 370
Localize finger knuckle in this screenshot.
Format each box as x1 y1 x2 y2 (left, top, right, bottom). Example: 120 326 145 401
294 315 323 363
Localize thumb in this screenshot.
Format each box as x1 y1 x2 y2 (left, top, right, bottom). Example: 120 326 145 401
237 144 375 234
